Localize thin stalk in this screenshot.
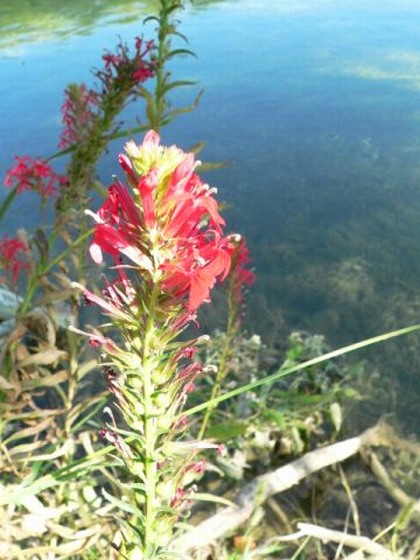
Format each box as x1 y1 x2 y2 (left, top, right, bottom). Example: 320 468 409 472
139 283 161 557
198 269 241 439
153 1 171 132
17 227 94 317
198 318 237 439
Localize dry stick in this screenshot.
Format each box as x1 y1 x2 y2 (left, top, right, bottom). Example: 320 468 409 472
294 522 405 560
171 423 385 554
362 449 420 515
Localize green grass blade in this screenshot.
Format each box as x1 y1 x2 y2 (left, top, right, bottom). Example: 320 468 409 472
184 324 420 417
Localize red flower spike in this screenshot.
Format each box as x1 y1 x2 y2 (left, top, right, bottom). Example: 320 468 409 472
5 155 66 199
0 236 29 283
86 131 238 315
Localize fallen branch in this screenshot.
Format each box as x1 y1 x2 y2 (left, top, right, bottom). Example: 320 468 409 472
172 423 386 554
292 522 404 560
361 449 420 515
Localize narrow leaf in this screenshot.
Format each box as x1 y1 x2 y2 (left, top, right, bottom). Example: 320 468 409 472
184 324 420 416
0 185 19 223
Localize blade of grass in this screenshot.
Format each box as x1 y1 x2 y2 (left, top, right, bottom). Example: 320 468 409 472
184 324 420 417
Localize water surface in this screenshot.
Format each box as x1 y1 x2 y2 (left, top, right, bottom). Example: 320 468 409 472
1 0 420 430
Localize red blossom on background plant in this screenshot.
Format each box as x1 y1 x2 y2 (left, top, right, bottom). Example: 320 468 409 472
98 36 156 93
59 84 99 148
4 155 67 199
54 37 156 217
0 235 29 284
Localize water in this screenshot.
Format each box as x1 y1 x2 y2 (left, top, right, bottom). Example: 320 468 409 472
1 0 420 431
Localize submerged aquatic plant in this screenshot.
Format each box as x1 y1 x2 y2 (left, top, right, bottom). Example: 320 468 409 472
71 130 242 558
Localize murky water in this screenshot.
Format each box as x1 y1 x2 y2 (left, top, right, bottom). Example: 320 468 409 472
1 0 420 432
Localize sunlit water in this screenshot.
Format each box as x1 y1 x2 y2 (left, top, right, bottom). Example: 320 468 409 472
1 0 420 432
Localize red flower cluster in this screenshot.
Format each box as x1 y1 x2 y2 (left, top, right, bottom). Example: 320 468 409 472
99 36 156 91
0 235 29 283
4 155 67 198
86 131 234 313
59 84 99 148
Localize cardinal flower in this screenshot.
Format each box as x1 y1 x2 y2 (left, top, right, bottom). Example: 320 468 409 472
72 133 254 557
5 155 67 199
86 131 234 313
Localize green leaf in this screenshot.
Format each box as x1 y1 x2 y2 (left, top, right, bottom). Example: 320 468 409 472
183 324 420 417
0 185 18 224
205 420 248 441
167 48 197 59
198 161 227 171
170 30 189 43
143 15 159 25
70 395 109 433
264 409 286 428
102 488 146 519
162 2 183 17
0 443 117 506
162 79 196 93
108 123 149 142
189 493 236 508
269 390 327 406
164 89 204 121
330 402 342 433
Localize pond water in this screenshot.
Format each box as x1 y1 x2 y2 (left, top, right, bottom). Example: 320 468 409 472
1 0 420 432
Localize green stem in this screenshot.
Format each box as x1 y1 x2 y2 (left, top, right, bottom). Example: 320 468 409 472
43 228 93 275
152 2 169 132
198 322 237 439
140 284 160 556
198 270 241 439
